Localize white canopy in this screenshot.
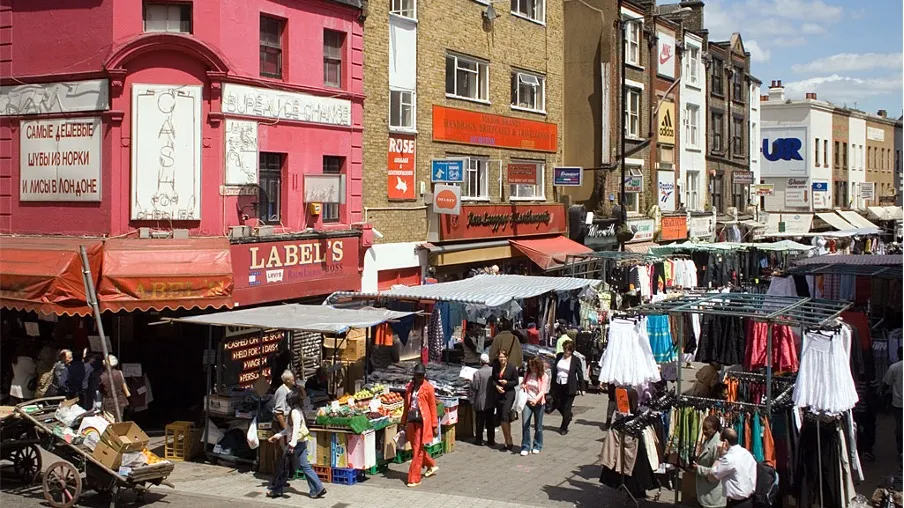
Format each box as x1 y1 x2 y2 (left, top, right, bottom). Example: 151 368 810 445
837 210 881 230
170 304 417 334
868 206 904 221
816 212 856 232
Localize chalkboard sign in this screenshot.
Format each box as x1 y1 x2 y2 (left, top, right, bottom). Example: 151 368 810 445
218 329 287 390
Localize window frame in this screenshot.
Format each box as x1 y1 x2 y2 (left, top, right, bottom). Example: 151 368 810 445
624 20 641 67
508 160 546 201
711 112 724 153
686 170 701 211
321 156 344 223
834 141 840 168
259 15 285 79
624 86 642 139
816 138 821 167
445 53 490 103
823 140 828 167
686 46 699 86
510 69 546 113
732 67 744 101
712 174 724 212
511 0 545 24
732 116 744 155
258 152 284 225
685 104 699 148
711 58 724 96
450 156 489 201
390 0 417 20
143 3 192 33
323 29 345 89
389 90 415 131
623 165 643 214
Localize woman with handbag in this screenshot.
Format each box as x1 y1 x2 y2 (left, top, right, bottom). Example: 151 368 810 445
267 389 326 499
401 363 439 487
552 340 584 435
520 356 548 456
493 349 519 451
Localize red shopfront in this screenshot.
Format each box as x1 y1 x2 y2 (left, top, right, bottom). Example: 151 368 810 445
424 203 591 278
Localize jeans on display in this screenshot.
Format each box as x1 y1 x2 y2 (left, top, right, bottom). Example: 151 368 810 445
521 403 544 452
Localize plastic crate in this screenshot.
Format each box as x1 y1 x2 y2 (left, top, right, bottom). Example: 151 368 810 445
293 469 306 480
365 462 388 475
426 442 444 459
312 465 332 484
393 449 413 464
442 426 456 454
164 421 194 461
331 467 359 486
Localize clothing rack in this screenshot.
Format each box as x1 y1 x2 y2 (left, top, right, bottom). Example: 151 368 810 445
677 394 766 412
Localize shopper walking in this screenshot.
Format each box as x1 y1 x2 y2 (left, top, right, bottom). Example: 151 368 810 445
401 363 439 488
65 348 89 406
488 318 523 372
552 340 583 435
267 389 326 499
99 355 130 418
554 321 571 354
34 346 58 399
469 353 495 446
693 415 727 508
48 349 72 398
884 346 903 458
692 428 756 508
520 357 548 456
493 349 519 451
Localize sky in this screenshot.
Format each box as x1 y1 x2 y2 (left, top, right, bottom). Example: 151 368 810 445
703 0 904 117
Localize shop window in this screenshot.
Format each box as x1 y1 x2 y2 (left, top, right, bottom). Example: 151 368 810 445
511 0 545 23
509 161 545 200
624 87 641 138
390 0 416 19
711 112 723 153
143 3 192 33
260 15 284 78
258 153 283 224
322 156 343 223
711 58 723 95
446 53 489 102
732 117 744 155
686 171 701 211
684 104 699 148
390 90 415 130
685 46 699 85
324 30 345 88
623 20 640 67
511 70 545 113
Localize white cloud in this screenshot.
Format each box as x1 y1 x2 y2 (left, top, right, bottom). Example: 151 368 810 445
791 53 904 74
800 23 825 35
746 40 772 63
783 74 904 104
774 37 808 47
704 0 842 41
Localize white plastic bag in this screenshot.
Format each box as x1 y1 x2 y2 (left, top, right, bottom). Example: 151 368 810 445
206 419 225 445
514 387 528 414
393 430 407 450
246 417 260 450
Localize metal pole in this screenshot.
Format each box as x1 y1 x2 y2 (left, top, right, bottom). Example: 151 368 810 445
765 321 773 414
674 311 683 505
619 0 627 252
79 245 122 423
203 327 212 460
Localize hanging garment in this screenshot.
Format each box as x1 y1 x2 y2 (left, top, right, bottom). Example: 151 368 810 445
767 276 798 297
600 433 661 497
647 315 677 363
695 315 745 366
762 416 776 468
598 318 661 386
428 306 443 363
793 329 859 413
744 321 799 372
751 414 765 462
794 420 844 508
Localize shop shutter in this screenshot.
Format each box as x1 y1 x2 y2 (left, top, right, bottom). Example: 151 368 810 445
292 330 322 379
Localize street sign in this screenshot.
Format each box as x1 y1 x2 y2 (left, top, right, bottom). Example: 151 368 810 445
431 159 464 183
553 167 583 186
433 184 461 215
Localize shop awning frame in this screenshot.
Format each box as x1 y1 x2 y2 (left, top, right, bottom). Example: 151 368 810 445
787 263 903 280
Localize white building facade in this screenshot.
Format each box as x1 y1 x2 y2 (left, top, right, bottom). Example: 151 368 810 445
848 114 867 209
748 81 761 206
679 32 707 212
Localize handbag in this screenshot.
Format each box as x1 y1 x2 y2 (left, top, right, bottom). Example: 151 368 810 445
408 406 423 423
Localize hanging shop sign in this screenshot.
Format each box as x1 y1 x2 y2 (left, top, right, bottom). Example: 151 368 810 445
625 174 644 193
658 171 676 211
1 79 109 116
553 167 582 186
387 134 416 200
222 83 351 127
432 105 558 153
583 218 618 250
219 329 288 389
657 102 676 145
507 163 539 185
860 182 875 200
431 158 464 183
732 171 754 185
230 235 360 306
433 184 461 216
660 215 688 241
19 117 102 201
752 184 774 196
688 216 715 238
626 218 655 243
785 178 809 208
438 203 566 242
656 31 677 80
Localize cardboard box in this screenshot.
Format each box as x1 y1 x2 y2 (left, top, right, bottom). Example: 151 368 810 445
93 441 122 470
331 433 348 468
102 422 149 453
316 432 332 466
204 395 240 416
323 335 366 362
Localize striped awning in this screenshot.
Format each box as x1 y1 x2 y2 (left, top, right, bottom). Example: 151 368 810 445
329 274 601 307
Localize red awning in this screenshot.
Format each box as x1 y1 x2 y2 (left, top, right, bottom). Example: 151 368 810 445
98 238 234 312
0 237 102 316
509 236 593 271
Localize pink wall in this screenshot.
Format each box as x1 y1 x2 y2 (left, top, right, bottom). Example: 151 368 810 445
1 0 364 237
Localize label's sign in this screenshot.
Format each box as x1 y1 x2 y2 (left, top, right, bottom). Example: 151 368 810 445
222 83 351 126
438 204 566 241
432 105 558 153
657 102 676 145
433 184 461 216
1 79 109 116
507 163 538 185
387 134 416 200
19 117 102 201
752 184 775 196
432 159 464 183
661 215 688 241
219 329 287 389
626 218 655 243
867 127 885 142
861 182 875 200
224 119 258 185
785 178 809 207
688 216 714 238
658 170 676 212
657 31 677 80
553 167 582 186
762 127 808 177
732 171 754 185
625 174 644 193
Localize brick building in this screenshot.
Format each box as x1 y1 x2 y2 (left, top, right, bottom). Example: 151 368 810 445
865 110 897 205
362 0 568 283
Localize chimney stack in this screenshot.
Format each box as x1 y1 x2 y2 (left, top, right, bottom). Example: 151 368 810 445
768 80 785 102
805 92 817 100
760 94 769 102
878 110 888 118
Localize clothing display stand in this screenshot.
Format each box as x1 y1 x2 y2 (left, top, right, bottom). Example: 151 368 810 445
617 431 640 508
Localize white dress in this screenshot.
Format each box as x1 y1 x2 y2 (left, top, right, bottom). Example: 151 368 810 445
793 328 859 413
599 318 661 386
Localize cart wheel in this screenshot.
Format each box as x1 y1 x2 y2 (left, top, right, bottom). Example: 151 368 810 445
42 461 82 508
12 444 42 484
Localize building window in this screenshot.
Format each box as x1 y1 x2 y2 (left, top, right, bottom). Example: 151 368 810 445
509 161 545 200
446 53 489 102
712 175 724 212
843 142 848 169
834 141 840 168
260 16 284 78
624 166 642 213
711 58 723 95
322 156 343 223
324 30 345 88
390 0 416 19
823 140 828 167
624 20 641 67
732 67 743 101
511 0 544 23
143 3 192 33
685 104 699 148
454 156 489 200
732 117 744 155
625 87 641 138
750 122 758 161
732 183 747 210
815 138 821 166
712 112 723 152
686 171 700 211
686 46 699 85
511 70 545 112
390 90 415 130
258 153 283 224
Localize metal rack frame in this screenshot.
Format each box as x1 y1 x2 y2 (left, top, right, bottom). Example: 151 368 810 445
787 263 903 280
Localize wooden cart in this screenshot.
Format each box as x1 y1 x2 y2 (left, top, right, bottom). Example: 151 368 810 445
1 397 173 508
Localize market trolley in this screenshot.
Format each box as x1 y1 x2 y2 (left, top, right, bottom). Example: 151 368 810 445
4 397 174 508
0 403 43 484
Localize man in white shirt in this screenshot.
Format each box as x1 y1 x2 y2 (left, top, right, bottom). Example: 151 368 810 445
692 428 757 508
884 346 903 458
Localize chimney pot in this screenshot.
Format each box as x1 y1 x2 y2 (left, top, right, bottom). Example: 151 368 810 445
777 80 782 87
761 94 769 101
878 109 887 118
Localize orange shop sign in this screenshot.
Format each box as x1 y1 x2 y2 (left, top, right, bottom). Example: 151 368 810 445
432 105 558 153
387 134 416 200
438 203 567 241
660 216 688 241
507 163 538 185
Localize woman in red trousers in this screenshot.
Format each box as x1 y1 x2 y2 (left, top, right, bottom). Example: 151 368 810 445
400 363 439 487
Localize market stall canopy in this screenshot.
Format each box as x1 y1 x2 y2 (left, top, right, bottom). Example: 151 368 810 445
330 274 601 307
624 242 656 254
815 212 860 233
868 206 904 221
837 210 880 230
98 238 234 312
509 236 592 271
759 213 813 237
649 239 813 256
170 304 417 334
794 254 902 266
0 237 102 316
